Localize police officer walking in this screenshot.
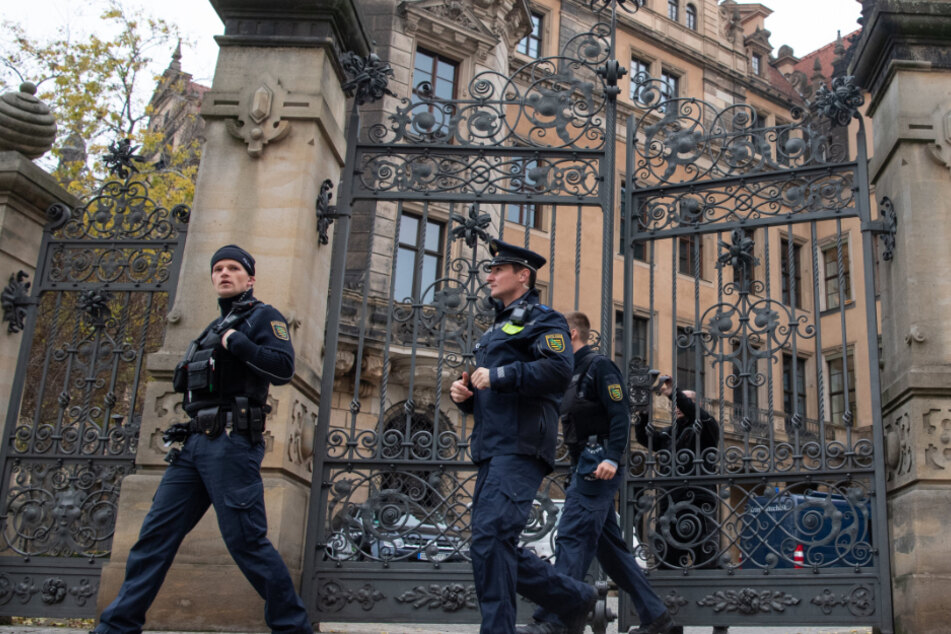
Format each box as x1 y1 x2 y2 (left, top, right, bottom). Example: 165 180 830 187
92 245 312 634
517 312 675 634
451 240 597 634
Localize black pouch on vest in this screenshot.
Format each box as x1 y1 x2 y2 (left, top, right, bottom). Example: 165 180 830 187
172 361 188 393
194 406 224 438
187 348 215 392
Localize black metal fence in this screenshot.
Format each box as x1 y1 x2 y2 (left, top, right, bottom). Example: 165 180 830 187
0 145 189 617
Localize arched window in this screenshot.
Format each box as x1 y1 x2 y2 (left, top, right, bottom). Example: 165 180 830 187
668 0 679 21
686 3 697 30
379 401 455 509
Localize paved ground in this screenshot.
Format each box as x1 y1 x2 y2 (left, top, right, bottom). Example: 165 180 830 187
0 599 873 634
0 623 871 634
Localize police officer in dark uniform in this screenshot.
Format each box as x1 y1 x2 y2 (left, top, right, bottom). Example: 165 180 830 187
451 240 596 634
518 312 674 634
92 245 312 634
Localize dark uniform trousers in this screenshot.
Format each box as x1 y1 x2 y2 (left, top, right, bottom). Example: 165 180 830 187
531 467 668 628
95 430 311 634
471 454 596 634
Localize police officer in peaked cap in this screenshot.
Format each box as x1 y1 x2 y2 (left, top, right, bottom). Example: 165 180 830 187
451 239 597 634
92 245 313 634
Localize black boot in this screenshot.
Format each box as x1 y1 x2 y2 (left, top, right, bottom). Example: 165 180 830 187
628 610 676 634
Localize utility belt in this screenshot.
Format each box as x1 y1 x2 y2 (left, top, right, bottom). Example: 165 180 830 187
189 398 267 438
567 433 609 465
165 398 268 445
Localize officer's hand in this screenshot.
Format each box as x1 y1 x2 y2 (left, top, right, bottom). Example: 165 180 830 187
221 328 237 349
593 461 616 480
470 367 491 390
451 372 474 403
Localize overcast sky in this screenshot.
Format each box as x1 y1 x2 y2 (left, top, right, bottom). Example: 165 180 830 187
5 0 862 87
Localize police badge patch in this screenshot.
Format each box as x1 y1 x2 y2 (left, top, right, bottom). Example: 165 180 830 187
545 333 566 353
608 384 623 401
271 321 290 340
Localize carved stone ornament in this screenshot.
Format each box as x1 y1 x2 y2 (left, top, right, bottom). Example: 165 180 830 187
924 408 951 472
398 0 498 62
927 104 951 171
885 410 912 482
203 73 323 158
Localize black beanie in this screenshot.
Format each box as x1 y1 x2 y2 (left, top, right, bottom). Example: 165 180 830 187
210 244 255 276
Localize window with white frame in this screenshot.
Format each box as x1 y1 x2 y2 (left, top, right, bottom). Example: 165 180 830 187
686 3 697 30
394 211 444 303
822 239 852 310
826 351 856 425
517 12 544 58
668 0 680 21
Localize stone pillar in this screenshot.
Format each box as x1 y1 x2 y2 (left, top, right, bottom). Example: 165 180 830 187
851 2 951 632
0 153 74 426
96 1 369 630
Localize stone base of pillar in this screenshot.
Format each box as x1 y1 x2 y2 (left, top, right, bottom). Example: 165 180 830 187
888 486 951 634
97 470 311 631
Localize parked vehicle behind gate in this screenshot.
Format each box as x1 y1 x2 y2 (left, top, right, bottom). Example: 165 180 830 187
740 490 872 569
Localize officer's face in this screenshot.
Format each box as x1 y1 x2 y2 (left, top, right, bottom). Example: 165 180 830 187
212 259 254 298
486 264 529 305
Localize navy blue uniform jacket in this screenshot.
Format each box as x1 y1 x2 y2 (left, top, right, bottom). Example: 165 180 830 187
567 346 631 466
456 288 573 472
182 295 295 415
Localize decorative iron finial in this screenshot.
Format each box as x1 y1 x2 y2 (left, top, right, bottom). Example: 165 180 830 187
450 204 492 249
340 52 396 105
810 76 864 127
102 138 145 178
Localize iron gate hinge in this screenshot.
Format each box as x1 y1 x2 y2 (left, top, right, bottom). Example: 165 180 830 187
1 270 38 335
864 196 897 261
315 179 352 246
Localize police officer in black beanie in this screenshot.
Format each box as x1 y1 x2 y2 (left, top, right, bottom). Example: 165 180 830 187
92 245 312 634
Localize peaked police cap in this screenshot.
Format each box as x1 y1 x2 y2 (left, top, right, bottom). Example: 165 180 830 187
484 239 546 272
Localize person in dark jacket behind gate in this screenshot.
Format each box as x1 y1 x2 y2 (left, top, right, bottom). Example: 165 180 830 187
450 239 597 634
634 378 728 634
91 245 312 634
517 312 675 634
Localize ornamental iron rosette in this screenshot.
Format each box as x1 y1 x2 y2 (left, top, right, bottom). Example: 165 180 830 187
102 139 145 179
341 52 396 106
810 76 864 127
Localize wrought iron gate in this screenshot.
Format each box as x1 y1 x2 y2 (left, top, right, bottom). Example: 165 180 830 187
302 1 894 630
0 145 189 617
618 76 894 632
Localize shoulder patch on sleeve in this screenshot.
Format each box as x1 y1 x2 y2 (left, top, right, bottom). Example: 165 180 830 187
544 333 566 353
608 384 623 401
537 304 551 312
271 320 290 340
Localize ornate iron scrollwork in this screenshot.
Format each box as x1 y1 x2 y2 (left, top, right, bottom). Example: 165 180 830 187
1 270 36 334
396 583 477 611
697 588 801 614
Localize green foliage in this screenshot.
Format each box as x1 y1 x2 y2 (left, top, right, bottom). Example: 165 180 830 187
0 0 199 208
